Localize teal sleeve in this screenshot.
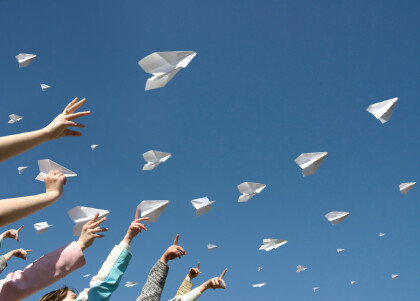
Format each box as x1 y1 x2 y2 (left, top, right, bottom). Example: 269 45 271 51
0 255 7 274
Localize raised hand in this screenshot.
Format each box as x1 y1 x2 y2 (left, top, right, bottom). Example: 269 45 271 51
77 213 108 251
159 234 187 264
43 97 90 140
44 170 67 198
199 269 227 293
187 262 202 281
1 225 24 242
123 208 149 245
12 249 32 260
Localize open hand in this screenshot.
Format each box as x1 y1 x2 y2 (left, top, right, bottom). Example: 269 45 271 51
77 213 108 251
123 208 149 245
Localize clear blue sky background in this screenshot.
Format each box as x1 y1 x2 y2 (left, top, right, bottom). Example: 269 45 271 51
0 0 419 300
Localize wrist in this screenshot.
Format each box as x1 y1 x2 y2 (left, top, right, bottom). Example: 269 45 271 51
159 255 168 265
44 190 61 201
198 282 209 294
186 275 191 282
37 128 52 143
123 234 133 246
4 251 14 262
76 240 87 251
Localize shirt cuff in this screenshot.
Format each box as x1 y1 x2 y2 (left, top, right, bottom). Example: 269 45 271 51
119 241 131 252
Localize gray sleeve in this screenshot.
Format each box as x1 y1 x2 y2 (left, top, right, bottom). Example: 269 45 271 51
136 260 169 301
0 255 8 274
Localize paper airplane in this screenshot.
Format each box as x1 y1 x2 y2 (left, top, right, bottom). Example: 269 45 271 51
138 51 196 91
16 53 36 68
68 206 110 236
366 98 398 124
35 159 77 182
33 222 53 234
18 166 28 174
337 248 345 254
237 182 266 202
8 114 23 124
325 211 349 225
257 267 263 272
40 84 50 91
83 274 91 278
296 265 307 273
379 233 386 237
391 274 399 279
252 283 266 288
207 244 217 251
137 200 169 222
142 150 171 171
295 152 327 176
91 144 99 151
125 281 138 287
191 197 215 216
259 239 287 251
399 182 416 194
350 281 356 285
313 287 320 292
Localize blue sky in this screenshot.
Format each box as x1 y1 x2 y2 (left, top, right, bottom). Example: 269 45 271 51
0 0 419 300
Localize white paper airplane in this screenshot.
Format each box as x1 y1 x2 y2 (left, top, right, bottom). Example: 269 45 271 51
137 200 169 222
350 281 356 285
325 211 349 225
237 182 266 202
33 221 53 234
296 265 307 273
138 51 196 91
259 239 288 251
16 53 36 68
257 267 263 272
337 248 345 254
125 281 138 287
313 287 320 292
40 84 50 91
68 206 110 236
8 114 23 124
295 152 328 176
366 98 398 124
399 182 416 194
142 150 171 171
391 274 399 279
191 197 215 216
207 244 217 251
252 283 266 288
83 274 91 278
91 144 99 151
379 233 386 237
35 159 77 182
18 166 28 174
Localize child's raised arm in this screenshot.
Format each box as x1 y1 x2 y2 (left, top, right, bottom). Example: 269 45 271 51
0 97 90 163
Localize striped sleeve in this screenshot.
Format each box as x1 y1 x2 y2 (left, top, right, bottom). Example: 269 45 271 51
175 279 193 296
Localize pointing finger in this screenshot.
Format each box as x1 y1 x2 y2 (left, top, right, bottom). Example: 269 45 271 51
174 234 179 245
196 262 200 269
220 268 227 279
17 225 24 232
135 208 140 220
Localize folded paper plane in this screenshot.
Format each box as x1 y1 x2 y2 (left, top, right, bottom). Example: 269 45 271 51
379 233 386 237
366 98 398 124
138 51 196 91
34 221 53 234
257 267 263 272
142 150 171 171
325 211 349 225
18 166 28 174
207 244 217 251
8 114 23 124
337 248 345 254
137 200 169 222
295 152 327 176
35 159 77 182
40 84 50 91
16 53 36 68
252 283 266 288
83 274 91 278
68 206 109 236
399 182 416 194
125 281 138 287
351 281 356 285
259 239 287 251
191 197 215 216
296 265 307 273
91 144 99 151
237 182 266 202
313 287 320 292
391 274 398 279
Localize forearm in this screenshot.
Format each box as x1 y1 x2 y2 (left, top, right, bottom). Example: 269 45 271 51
0 129 50 163
137 261 169 301
3 251 14 262
175 277 193 296
0 192 60 227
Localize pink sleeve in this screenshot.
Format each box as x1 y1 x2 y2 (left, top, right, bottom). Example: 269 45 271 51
0 241 86 301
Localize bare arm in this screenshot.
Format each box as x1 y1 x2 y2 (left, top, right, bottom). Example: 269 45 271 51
0 97 90 164
0 172 66 227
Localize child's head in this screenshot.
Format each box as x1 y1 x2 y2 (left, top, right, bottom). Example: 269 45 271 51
40 286 77 301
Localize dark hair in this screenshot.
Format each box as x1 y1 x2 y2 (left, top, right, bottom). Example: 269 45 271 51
40 286 77 301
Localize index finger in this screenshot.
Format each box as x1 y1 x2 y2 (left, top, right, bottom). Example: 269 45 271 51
88 213 100 225
174 234 179 245
196 262 200 269
135 208 139 220
220 268 227 279
17 225 24 232
25 250 33 252
65 97 79 110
